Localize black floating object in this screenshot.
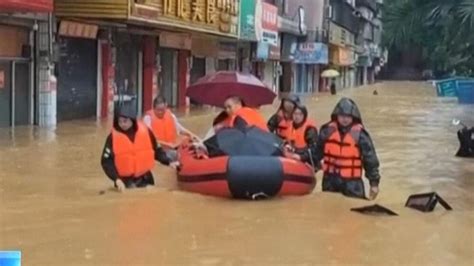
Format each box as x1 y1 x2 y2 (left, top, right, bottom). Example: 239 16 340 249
373 90 378 95
405 192 453 212
351 204 398 216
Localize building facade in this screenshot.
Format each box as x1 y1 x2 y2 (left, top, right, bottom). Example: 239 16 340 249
0 0 55 127
54 0 240 121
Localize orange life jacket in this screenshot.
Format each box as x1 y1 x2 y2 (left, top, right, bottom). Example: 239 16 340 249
225 107 269 131
323 122 363 179
146 109 178 143
112 122 155 178
276 110 293 140
288 119 317 149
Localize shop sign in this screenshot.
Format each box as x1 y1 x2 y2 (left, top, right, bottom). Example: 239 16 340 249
0 71 4 89
269 37 281 60
329 22 354 47
218 41 237 59
239 0 257 41
131 0 239 37
280 34 298 61
0 0 53 13
240 0 278 45
261 2 278 46
58 21 99 39
160 32 192 50
294 42 328 64
256 42 269 60
330 46 355 66
357 55 372 67
256 38 281 61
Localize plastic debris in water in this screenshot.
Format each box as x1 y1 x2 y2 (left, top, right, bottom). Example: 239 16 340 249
405 192 453 212
351 204 398 216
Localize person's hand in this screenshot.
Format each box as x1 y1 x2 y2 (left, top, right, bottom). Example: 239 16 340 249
369 186 379 200
291 153 302 161
115 179 125 192
169 161 181 170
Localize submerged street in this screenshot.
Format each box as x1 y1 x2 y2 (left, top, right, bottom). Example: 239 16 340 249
0 82 473 265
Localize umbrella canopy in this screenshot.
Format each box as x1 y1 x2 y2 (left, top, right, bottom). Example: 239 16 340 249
214 126 283 156
321 69 340 78
186 71 277 108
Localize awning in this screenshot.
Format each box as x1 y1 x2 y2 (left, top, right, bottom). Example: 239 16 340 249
0 0 53 13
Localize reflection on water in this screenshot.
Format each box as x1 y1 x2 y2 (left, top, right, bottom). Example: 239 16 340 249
0 82 473 265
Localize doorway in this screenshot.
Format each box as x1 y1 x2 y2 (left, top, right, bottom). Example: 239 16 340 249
0 60 31 127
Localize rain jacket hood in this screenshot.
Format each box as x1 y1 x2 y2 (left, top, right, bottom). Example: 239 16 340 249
293 103 309 129
113 104 138 133
279 95 300 113
331 97 363 124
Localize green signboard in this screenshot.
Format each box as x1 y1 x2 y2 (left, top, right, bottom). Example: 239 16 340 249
240 0 257 41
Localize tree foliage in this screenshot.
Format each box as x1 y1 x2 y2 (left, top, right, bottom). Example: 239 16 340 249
383 0 474 76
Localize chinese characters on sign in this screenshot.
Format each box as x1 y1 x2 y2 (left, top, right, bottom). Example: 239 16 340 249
58 21 98 39
131 0 239 37
261 2 277 46
294 42 328 64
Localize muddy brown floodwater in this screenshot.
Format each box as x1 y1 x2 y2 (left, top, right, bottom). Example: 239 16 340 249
0 82 473 265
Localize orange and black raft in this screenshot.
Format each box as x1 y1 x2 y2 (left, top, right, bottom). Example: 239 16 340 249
176 143 316 199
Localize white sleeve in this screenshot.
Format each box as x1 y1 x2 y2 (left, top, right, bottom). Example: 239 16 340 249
171 113 186 134
203 127 215 140
143 115 152 128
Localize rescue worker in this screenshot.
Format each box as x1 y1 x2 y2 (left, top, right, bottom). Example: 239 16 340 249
314 98 381 199
267 95 300 141
101 105 180 192
143 96 200 159
220 96 268 131
283 104 319 166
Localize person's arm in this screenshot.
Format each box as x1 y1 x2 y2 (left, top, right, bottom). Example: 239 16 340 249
147 129 171 165
101 134 120 181
143 114 152 128
313 124 331 168
359 129 381 186
267 114 280 133
172 113 201 140
297 126 319 166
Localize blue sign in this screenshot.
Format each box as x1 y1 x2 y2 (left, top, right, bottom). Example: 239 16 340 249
294 42 328 64
0 251 21 266
256 42 269 60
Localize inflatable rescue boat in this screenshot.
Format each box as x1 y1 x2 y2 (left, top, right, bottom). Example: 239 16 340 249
176 143 316 199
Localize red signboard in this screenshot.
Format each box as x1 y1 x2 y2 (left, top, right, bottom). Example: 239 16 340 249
262 3 278 32
0 0 53 13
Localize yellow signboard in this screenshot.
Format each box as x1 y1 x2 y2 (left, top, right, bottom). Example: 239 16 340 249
131 0 239 37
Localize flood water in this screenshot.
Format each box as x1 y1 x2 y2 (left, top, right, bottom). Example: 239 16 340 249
1 82 473 265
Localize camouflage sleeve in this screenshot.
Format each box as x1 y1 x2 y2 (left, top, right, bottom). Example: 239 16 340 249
100 134 120 181
359 129 381 186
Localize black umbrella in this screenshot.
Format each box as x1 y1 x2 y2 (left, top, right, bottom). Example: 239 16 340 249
214 126 283 156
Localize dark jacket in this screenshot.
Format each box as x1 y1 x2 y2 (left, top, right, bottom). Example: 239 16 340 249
291 104 319 165
315 98 381 186
101 106 171 181
267 95 300 134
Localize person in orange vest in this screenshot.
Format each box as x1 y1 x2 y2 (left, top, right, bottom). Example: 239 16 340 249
143 96 200 159
203 96 268 140
267 95 300 141
101 105 180 192
314 98 380 199
221 96 268 131
283 104 319 165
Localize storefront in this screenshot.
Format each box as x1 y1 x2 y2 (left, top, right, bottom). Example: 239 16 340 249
55 0 239 115
328 22 357 90
56 21 99 121
0 0 53 127
294 42 329 94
